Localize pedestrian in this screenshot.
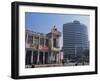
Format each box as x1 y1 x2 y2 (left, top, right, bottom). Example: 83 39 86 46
62 59 65 66
32 64 35 68
75 63 78 66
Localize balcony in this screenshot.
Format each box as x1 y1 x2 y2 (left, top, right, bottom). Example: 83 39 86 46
51 47 60 52
26 43 38 50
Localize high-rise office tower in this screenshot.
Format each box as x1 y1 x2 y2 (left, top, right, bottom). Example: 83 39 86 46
63 20 89 60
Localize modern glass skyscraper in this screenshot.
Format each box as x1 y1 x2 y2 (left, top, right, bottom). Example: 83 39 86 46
63 20 89 60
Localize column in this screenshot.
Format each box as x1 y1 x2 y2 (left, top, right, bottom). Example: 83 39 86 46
59 52 61 64
57 54 59 64
51 52 53 64
43 52 45 64
48 51 50 64
55 53 57 63
37 52 39 64
26 33 28 47
37 35 40 64
51 33 53 63
58 52 60 64
31 50 33 64
26 33 28 43
56 54 58 64
57 37 61 64
56 38 57 47
32 35 34 45
51 33 53 49
43 35 45 64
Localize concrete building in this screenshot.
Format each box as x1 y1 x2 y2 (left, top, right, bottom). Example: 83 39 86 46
63 20 89 61
25 26 62 66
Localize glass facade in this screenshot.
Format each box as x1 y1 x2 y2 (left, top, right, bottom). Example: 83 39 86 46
63 20 89 60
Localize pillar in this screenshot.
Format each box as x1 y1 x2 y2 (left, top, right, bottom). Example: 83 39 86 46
43 35 45 64
51 33 53 63
37 52 39 64
50 50 53 64
57 38 59 47
57 52 60 63
59 52 61 64
37 35 40 64
26 33 28 48
56 54 58 64
48 51 50 64
32 35 34 45
31 50 33 64
43 52 45 64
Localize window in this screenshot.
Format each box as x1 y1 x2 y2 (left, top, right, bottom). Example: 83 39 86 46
28 35 33 44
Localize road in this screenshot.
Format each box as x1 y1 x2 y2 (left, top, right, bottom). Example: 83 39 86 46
29 62 89 68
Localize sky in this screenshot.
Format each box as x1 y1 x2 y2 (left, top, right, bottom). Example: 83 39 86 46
25 12 90 48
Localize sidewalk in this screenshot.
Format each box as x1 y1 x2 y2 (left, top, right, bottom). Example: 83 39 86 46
34 62 89 68
35 63 63 68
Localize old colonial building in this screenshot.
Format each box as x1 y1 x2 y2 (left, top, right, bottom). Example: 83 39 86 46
25 26 63 67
